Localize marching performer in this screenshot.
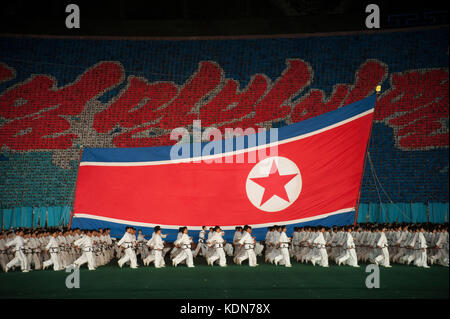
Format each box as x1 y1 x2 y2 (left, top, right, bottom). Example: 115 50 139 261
430 226 449 266
264 227 274 262
5 230 29 272
104 228 114 263
117 227 138 269
170 227 184 261
172 227 195 267
0 233 9 272
310 226 329 267
136 229 149 260
143 232 156 266
236 225 258 267
295 227 309 262
232 227 243 259
373 227 391 267
291 227 300 258
22 232 32 271
336 227 359 267
72 229 96 270
393 225 409 263
302 227 318 264
206 226 227 267
274 225 292 267
42 231 62 271
268 226 282 264
145 226 166 268
193 226 207 258
414 226 430 268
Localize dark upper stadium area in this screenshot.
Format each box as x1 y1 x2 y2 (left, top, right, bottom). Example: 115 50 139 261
0 0 448 36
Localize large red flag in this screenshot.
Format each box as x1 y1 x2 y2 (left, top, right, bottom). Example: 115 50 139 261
71 95 375 240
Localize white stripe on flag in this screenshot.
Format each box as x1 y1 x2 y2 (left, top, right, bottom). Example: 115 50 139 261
80 109 374 167
73 207 355 230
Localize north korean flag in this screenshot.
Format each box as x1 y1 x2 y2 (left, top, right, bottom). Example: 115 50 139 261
71 95 375 240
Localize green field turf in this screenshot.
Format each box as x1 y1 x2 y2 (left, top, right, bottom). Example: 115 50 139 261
1 257 448 299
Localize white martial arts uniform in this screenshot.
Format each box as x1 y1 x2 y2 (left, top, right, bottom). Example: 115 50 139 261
204 231 215 261
268 231 281 263
224 242 235 256
6 235 29 272
295 230 310 262
173 233 194 267
143 234 156 266
170 231 183 260
117 232 138 268
0 238 8 272
328 231 339 261
414 232 429 268
310 231 329 267
233 231 243 259
136 233 149 260
430 231 449 266
236 231 258 267
104 233 113 263
145 233 165 268
264 230 273 262
374 232 391 267
404 232 418 265
57 236 67 268
73 235 96 270
274 231 292 267
393 230 409 263
193 230 207 258
207 232 227 267
27 236 42 270
337 232 359 267
291 230 299 258
304 232 318 264
42 237 62 271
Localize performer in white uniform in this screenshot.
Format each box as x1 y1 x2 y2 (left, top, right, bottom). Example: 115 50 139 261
232 226 243 260
136 229 149 260
310 226 329 267
267 226 282 264
22 232 32 271
337 227 359 267
236 225 258 267
193 226 207 258
274 226 292 267
42 232 62 271
0 233 9 272
172 227 195 267
72 230 96 270
430 226 449 266
117 227 138 269
145 226 166 268
414 227 430 268
207 226 227 267
374 227 391 267
5 230 29 272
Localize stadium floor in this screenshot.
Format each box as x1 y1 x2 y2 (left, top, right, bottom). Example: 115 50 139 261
0 257 448 299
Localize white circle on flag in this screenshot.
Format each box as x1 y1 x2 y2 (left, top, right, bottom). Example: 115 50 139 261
246 156 302 212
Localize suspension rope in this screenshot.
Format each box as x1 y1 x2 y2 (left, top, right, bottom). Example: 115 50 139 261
367 151 412 222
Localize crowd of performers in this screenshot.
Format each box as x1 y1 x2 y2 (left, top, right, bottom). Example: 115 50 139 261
0 222 448 272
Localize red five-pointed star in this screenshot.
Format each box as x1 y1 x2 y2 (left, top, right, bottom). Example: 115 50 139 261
250 160 298 206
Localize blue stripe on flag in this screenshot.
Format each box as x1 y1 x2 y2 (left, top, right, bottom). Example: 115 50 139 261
81 95 375 163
